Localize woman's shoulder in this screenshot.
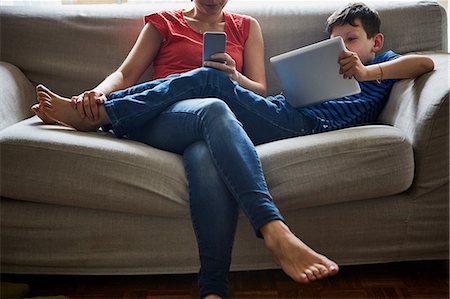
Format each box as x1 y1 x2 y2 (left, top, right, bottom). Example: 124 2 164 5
225 11 253 24
144 9 184 24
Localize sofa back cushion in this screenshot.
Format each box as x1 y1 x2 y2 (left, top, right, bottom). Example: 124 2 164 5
0 1 446 97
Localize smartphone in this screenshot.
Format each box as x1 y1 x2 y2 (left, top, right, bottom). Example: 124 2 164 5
202 32 227 65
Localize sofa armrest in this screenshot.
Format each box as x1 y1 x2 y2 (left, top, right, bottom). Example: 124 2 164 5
378 52 449 194
0 61 36 131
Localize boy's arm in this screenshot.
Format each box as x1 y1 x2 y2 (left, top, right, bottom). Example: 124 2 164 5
339 51 435 82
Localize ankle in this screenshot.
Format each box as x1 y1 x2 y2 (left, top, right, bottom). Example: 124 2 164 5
97 105 111 127
261 220 291 243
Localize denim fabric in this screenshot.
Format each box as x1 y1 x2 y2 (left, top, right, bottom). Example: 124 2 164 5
104 67 317 144
130 99 284 298
184 141 237 299
103 67 319 298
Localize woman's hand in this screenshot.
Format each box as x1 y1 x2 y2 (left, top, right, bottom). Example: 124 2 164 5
338 50 368 81
70 90 107 121
203 53 241 82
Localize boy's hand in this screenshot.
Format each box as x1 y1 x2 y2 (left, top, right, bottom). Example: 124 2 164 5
338 50 368 81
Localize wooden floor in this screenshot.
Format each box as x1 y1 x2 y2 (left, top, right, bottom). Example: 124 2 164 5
2 260 449 299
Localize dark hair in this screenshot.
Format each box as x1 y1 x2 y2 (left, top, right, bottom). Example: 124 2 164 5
325 2 381 38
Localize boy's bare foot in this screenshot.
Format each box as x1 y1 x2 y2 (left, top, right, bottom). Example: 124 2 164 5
36 84 107 132
31 103 58 125
262 220 339 283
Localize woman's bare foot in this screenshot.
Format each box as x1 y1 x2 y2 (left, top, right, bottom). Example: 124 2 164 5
31 103 58 125
36 84 107 132
261 220 339 283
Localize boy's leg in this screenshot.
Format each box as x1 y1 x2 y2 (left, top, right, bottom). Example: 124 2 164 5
102 67 316 140
106 75 178 100
39 67 317 140
36 85 109 132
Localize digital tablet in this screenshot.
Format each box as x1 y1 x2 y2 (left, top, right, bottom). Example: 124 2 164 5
270 36 361 107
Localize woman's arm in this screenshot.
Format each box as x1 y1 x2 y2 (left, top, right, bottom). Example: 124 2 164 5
239 17 267 96
204 17 268 96
76 22 163 121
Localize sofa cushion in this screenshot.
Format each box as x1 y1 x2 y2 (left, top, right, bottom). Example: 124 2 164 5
1 116 414 216
0 62 35 131
1 1 445 97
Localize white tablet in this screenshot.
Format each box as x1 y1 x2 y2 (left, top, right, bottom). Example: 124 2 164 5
270 36 361 107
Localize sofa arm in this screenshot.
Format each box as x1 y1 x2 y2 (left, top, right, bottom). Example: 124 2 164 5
0 61 36 131
378 52 449 194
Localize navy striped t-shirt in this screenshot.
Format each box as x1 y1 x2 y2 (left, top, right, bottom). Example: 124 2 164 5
300 50 401 133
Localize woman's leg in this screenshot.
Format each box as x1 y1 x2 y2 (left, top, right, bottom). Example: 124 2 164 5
132 99 338 285
133 99 284 233
136 102 241 298
184 142 238 299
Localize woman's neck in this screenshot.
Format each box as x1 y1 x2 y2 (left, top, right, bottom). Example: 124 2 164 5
183 8 225 33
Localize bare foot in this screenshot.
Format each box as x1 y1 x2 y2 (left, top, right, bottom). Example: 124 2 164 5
262 220 339 283
31 103 58 125
36 84 106 132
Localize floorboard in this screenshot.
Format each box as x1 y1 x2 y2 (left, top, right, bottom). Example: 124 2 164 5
2 260 448 298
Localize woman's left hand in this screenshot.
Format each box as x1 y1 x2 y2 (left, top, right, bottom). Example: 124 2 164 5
203 53 241 82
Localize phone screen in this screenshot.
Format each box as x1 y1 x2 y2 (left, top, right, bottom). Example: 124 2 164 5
202 32 227 64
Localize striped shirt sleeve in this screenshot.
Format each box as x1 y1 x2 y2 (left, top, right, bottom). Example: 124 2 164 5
301 51 402 132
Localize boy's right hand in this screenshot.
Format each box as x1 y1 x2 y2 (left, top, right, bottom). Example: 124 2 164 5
338 50 368 81
70 90 106 121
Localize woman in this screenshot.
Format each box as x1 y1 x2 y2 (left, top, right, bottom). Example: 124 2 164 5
34 0 339 298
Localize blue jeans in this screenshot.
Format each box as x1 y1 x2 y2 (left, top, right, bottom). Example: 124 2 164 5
103 68 318 298
104 67 318 144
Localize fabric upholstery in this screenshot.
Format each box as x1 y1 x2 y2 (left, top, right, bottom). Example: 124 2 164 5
1 116 414 216
0 62 35 131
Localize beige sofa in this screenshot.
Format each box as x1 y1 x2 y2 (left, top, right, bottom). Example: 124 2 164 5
1 1 448 275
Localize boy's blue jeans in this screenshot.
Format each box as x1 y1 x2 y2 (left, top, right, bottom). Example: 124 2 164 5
103 67 317 298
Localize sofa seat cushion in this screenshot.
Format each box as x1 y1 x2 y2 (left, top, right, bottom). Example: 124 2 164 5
1 116 414 216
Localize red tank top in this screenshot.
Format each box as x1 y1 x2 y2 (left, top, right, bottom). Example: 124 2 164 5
144 10 251 80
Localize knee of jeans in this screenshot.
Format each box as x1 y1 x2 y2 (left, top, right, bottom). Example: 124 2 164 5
200 100 241 128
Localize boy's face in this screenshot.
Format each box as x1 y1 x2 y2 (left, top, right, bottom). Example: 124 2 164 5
330 18 383 64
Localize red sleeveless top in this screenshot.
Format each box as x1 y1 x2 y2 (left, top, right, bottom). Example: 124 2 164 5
144 10 251 80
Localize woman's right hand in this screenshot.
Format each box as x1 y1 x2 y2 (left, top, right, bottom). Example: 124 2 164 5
70 90 107 121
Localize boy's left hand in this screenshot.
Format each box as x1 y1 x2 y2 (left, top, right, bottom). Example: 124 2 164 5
338 50 368 81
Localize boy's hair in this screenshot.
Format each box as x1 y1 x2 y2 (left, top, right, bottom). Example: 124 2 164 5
325 2 381 38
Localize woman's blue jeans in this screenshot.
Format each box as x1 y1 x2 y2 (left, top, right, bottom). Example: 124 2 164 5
103 67 318 298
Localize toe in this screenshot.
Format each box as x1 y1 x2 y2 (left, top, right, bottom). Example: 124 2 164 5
327 262 339 275
304 269 316 281
316 264 329 277
311 265 323 279
298 272 310 283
